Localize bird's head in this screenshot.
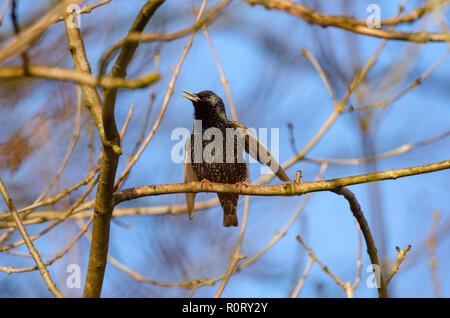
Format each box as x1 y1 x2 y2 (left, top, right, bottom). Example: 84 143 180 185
181 90 226 120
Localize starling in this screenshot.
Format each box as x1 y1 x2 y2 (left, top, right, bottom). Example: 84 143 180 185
181 90 290 227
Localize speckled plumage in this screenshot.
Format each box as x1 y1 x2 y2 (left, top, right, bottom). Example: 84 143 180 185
189 114 247 227
182 90 290 227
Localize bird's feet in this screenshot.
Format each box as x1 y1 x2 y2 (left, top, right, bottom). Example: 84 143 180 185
200 178 213 191
235 181 248 193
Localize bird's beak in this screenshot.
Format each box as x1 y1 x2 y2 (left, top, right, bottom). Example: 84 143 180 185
180 90 200 102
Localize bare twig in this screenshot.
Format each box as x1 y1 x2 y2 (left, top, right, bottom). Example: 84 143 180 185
33 85 83 204
296 235 347 290
349 48 450 112
214 193 250 297
302 49 337 107
77 0 111 15
130 52 160 157
352 222 362 290
304 130 450 166
0 178 64 298
426 211 443 297
0 216 93 274
384 245 412 286
120 105 135 139
203 25 238 121
55 0 112 22
11 0 30 73
0 0 10 26
290 256 314 298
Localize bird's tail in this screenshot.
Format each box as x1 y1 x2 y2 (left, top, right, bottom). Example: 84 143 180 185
218 193 238 227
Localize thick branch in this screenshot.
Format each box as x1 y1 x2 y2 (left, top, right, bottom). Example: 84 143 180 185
61 0 118 298
81 0 165 298
62 0 117 153
113 160 450 205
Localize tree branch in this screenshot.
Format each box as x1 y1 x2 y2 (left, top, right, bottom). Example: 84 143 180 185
0 65 160 89
79 0 165 298
113 160 450 205
331 187 386 298
245 0 450 43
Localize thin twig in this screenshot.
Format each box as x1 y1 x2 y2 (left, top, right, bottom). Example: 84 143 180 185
0 216 93 274
0 178 64 298
352 222 362 290
296 235 346 290
304 130 450 166
0 174 98 252
302 49 337 107
349 48 450 112
130 52 159 157
426 211 443 297
120 105 135 139
290 256 314 298
55 0 112 22
33 85 83 203
0 0 11 26
202 25 238 121
384 245 412 286
11 0 30 74
214 193 250 297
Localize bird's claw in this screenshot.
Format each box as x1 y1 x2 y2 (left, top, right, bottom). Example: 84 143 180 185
235 181 247 193
200 178 213 191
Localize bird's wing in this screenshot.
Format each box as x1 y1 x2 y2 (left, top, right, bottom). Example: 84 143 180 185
233 121 290 182
184 137 198 220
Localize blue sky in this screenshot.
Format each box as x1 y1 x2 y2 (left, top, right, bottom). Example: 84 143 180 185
0 0 449 297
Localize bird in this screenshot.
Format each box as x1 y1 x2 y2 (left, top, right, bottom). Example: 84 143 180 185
181 90 290 227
